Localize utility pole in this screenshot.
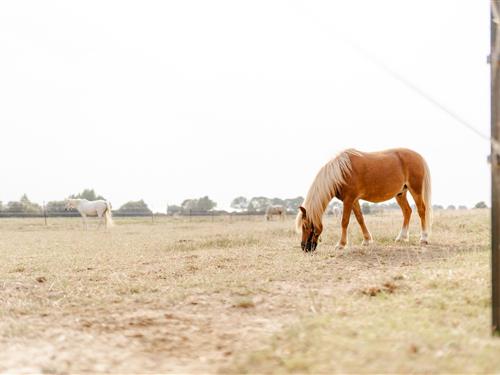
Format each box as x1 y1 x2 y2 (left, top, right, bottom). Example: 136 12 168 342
491 0 500 335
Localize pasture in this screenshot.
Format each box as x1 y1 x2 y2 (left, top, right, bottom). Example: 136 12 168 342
0 209 498 373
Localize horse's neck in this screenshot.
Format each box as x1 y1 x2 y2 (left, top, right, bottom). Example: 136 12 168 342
305 169 337 227
307 191 333 218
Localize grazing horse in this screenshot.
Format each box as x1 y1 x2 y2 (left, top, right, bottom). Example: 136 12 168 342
296 148 432 252
265 205 286 221
65 198 114 230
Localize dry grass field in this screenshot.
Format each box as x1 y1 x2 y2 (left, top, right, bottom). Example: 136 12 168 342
0 209 498 373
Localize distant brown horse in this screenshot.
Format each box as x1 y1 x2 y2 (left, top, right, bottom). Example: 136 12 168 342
265 205 286 221
296 148 432 252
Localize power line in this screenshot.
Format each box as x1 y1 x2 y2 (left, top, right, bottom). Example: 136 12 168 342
345 31 500 156
295 4 500 155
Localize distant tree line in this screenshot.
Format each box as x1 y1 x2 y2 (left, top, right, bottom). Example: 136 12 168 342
166 196 305 216
0 189 490 217
340 200 488 215
229 196 304 213
167 196 217 215
0 194 42 214
0 189 153 216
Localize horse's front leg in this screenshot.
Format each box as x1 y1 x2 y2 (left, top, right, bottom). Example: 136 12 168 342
336 200 353 250
81 214 88 230
352 200 373 246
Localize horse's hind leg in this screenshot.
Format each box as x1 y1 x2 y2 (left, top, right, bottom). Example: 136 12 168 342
97 208 108 230
395 191 411 242
408 188 429 245
352 201 373 245
97 213 103 230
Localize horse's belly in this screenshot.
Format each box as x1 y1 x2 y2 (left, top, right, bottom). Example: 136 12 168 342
359 177 405 203
362 191 400 203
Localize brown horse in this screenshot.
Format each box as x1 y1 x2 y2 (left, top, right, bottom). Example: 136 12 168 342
296 148 432 252
265 205 286 221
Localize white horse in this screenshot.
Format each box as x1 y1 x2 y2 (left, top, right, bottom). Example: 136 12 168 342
65 198 114 230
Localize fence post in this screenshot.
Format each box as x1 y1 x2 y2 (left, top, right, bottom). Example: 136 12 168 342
491 1 500 335
43 201 47 226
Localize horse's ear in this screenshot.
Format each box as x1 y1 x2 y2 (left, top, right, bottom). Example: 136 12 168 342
299 206 306 217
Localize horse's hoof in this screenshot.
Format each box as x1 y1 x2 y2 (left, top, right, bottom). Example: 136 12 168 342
420 239 429 246
362 239 373 246
395 237 409 243
335 243 345 250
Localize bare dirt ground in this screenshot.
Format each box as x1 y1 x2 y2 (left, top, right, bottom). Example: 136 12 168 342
0 210 497 373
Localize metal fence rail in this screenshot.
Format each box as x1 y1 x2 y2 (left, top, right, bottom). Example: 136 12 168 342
0 210 294 219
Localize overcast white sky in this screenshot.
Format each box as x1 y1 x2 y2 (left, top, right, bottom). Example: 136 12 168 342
0 1 492 211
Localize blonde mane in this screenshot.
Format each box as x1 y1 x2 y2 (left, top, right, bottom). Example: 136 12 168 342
295 149 361 232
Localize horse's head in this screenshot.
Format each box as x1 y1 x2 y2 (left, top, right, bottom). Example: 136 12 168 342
64 199 76 211
296 206 322 252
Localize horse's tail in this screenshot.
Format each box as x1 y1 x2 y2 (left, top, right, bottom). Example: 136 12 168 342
422 157 432 234
105 201 114 228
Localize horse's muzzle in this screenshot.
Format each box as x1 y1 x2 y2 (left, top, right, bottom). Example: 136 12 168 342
301 241 317 252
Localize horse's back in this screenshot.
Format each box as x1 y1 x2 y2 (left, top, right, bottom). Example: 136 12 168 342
350 148 425 174
349 149 403 178
81 199 109 215
347 148 427 202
